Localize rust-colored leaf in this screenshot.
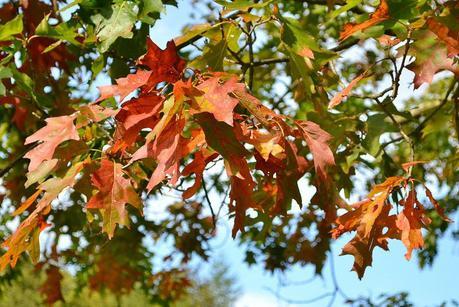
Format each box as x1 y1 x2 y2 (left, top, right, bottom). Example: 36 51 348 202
328 72 366 109
87 159 143 238
296 121 335 181
138 39 186 89
426 17 459 57
339 0 390 41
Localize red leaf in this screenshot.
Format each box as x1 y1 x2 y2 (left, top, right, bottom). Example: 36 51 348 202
87 159 143 238
116 94 163 130
407 32 459 89
40 265 64 305
138 39 186 89
130 117 187 192
296 121 335 181
181 149 219 199
24 115 79 171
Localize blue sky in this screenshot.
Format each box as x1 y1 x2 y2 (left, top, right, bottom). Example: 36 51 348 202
147 2 459 306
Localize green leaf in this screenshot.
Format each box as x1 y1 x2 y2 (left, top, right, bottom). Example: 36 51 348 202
329 0 363 19
91 1 138 52
0 15 23 41
215 0 272 11
280 17 322 55
0 66 12 96
200 24 241 71
25 159 58 188
10 67 35 99
174 22 224 47
138 0 163 24
363 113 397 156
91 55 105 79
35 15 81 45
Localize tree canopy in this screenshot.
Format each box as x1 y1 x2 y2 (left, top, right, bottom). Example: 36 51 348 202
0 0 458 305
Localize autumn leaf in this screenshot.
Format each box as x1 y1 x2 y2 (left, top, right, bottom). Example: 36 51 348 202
181 149 219 199
40 265 64 306
116 93 163 130
332 176 405 278
138 39 186 89
24 114 79 172
407 31 459 89
194 75 245 126
296 121 335 181
333 176 451 278
195 112 250 180
401 160 426 173
1 162 84 271
328 71 367 109
87 159 142 238
377 34 400 47
339 0 390 41
396 189 429 260
97 70 152 102
130 117 187 192
78 103 118 126
426 17 459 57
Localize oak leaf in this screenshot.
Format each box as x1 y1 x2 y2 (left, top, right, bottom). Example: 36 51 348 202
328 71 366 109
1 162 85 270
97 70 152 102
426 17 459 57
296 121 335 181
24 114 79 171
194 75 245 126
130 117 187 192
339 0 389 41
138 39 186 89
87 159 143 238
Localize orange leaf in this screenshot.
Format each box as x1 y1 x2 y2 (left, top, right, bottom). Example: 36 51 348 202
401 160 427 172
427 17 459 57
339 0 390 41
328 72 366 109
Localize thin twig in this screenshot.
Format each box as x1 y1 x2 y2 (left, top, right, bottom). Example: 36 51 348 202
202 179 217 229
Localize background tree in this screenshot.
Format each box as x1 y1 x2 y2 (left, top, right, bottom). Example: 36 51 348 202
0 262 238 306
0 0 457 305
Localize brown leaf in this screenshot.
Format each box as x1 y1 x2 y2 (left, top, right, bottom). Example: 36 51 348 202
424 186 453 223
